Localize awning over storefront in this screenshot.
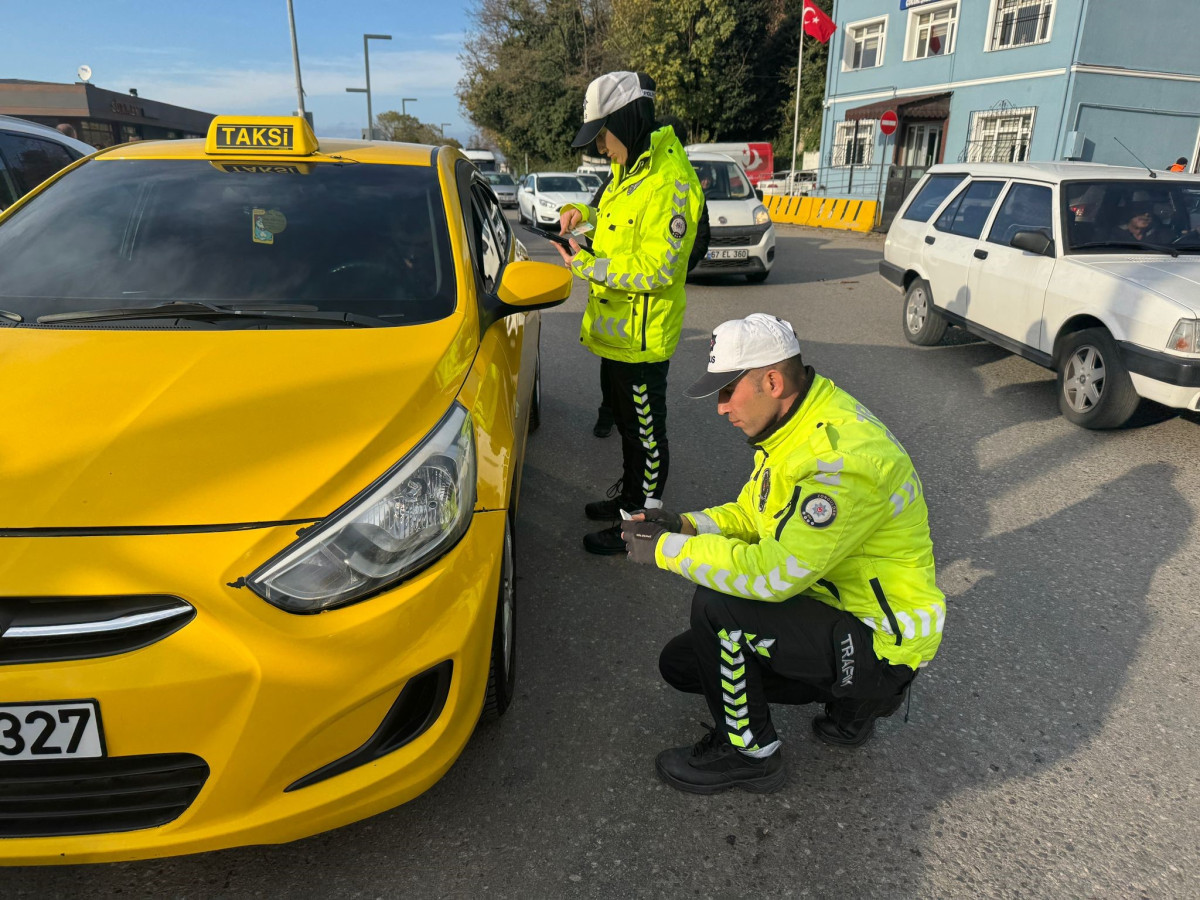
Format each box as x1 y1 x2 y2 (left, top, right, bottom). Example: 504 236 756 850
844 92 951 122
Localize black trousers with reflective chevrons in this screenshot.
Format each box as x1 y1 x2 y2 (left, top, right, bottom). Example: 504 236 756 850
659 586 915 750
601 357 669 507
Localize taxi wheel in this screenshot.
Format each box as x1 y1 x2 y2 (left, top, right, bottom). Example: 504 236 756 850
1056 328 1140 429
483 516 517 719
528 352 542 433
903 278 948 346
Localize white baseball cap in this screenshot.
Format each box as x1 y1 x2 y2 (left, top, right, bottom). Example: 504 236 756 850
571 71 656 148
684 314 802 398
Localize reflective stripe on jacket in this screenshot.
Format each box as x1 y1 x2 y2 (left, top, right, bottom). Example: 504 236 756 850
654 374 945 670
562 127 702 363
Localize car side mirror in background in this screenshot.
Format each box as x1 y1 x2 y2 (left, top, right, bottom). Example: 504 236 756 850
1011 230 1055 257
495 261 572 313
754 187 765 200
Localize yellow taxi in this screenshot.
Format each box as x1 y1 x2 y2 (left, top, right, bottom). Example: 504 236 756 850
0 117 569 863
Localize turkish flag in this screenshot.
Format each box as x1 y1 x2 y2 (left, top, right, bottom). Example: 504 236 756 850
802 0 838 43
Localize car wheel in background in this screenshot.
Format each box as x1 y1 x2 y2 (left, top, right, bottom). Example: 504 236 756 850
902 278 948 346
745 270 770 284
482 516 517 719
1056 328 1140 429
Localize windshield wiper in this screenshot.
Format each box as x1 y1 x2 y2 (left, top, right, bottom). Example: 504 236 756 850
37 301 387 327
1072 240 1179 258
0 309 22 323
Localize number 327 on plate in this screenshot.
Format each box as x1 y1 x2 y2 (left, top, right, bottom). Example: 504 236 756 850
0 701 105 761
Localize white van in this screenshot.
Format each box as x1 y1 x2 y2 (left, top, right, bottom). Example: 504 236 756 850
686 150 776 283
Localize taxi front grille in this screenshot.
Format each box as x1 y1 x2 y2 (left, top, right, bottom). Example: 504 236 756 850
0 595 195 665
708 224 770 247
0 753 209 837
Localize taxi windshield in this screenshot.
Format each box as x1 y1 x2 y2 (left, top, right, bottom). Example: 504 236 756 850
0 159 456 326
692 161 753 201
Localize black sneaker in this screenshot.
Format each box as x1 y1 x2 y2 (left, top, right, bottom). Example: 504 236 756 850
655 724 785 795
585 480 634 521
811 688 908 748
593 407 614 438
583 524 626 555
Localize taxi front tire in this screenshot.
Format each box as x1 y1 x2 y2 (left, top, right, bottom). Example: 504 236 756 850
482 515 517 719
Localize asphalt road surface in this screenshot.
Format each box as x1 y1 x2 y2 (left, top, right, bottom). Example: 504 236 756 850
9 218 1200 898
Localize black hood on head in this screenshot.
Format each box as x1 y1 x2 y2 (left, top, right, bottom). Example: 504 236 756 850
602 73 656 164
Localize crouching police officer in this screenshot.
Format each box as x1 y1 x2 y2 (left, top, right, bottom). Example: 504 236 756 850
622 314 946 794
555 71 703 555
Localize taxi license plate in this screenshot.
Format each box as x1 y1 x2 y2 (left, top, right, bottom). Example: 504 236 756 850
0 701 104 761
707 249 749 260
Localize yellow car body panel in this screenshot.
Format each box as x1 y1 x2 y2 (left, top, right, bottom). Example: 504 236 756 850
0 118 563 863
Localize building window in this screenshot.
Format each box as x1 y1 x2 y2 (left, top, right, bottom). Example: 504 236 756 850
989 0 1053 50
832 120 876 167
79 120 115 149
845 18 886 70
907 2 957 60
965 107 1036 163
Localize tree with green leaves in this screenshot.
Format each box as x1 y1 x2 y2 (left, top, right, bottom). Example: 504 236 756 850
373 111 462 147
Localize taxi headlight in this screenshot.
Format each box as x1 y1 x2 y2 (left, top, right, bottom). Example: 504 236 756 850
1167 319 1200 353
753 205 771 226
245 404 476 614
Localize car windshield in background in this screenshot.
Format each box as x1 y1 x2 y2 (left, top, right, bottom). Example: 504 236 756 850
538 176 584 193
693 162 753 201
487 173 515 186
0 159 456 326
1063 179 1200 253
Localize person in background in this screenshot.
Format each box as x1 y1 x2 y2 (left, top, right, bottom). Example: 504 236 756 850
1168 157 1188 173
555 71 703 555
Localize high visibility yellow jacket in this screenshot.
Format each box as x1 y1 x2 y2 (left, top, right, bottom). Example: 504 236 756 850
562 127 702 363
654 374 945 670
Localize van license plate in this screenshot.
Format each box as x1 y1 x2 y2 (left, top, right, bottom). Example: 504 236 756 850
0 701 104 761
707 249 749 260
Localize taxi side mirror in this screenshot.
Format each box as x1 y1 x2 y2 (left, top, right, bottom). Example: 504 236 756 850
495 260 572 313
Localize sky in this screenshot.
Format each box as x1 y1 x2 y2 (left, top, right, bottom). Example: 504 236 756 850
1 0 478 143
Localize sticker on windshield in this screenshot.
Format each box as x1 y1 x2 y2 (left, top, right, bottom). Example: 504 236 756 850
261 209 287 234
252 208 274 245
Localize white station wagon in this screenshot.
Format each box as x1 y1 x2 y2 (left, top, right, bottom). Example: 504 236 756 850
881 162 1200 428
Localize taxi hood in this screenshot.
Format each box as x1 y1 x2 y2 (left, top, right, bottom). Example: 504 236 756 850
0 316 476 529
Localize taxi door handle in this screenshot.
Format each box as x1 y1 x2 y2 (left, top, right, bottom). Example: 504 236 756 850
973 248 989 260
924 235 935 245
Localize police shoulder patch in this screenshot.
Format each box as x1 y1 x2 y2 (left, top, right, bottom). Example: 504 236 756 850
800 493 837 528
758 468 772 512
669 214 687 239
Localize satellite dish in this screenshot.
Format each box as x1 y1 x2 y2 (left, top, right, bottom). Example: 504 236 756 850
77 65 92 83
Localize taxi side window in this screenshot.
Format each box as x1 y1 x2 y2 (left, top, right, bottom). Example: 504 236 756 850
478 182 510 260
0 132 78 196
0 155 19 211
469 186 503 294
934 180 1005 239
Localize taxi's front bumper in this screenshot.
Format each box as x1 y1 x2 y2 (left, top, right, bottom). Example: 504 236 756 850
0 510 505 865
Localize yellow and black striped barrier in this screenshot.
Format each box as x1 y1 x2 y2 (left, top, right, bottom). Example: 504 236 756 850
762 194 878 233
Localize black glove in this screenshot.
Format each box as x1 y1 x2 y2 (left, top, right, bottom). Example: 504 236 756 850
621 519 667 565
634 508 684 533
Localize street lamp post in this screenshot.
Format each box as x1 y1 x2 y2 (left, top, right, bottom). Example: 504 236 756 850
346 33 392 141
402 98 418 118
440 122 452 138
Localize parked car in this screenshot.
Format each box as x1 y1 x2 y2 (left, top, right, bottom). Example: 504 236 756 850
485 171 518 207
516 172 592 227
759 169 817 196
0 114 93 212
686 150 776 283
574 171 604 192
0 115 570 863
881 162 1200 429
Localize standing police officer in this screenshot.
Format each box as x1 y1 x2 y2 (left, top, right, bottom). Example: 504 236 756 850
555 72 703 555
622 314 946 793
